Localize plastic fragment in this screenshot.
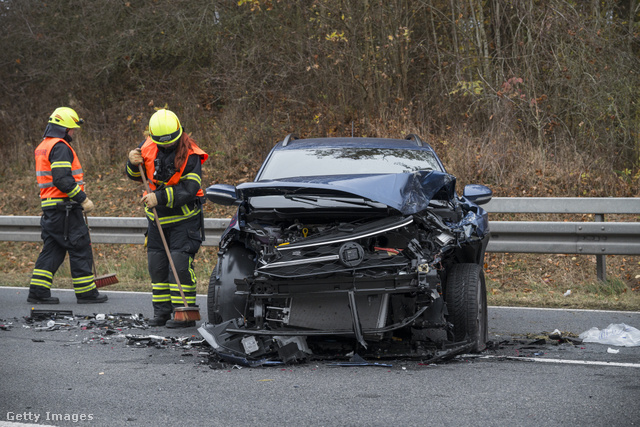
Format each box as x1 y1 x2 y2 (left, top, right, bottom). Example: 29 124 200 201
579 323 640 347
327 353 393 367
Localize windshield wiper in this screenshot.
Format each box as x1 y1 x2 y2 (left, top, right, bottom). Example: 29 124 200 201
284 195 382 208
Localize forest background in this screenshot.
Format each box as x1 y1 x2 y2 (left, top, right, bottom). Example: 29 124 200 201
0 0 639 310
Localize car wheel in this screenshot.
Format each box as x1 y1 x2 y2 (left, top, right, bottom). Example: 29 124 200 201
207 245 255 324
445 263 488 352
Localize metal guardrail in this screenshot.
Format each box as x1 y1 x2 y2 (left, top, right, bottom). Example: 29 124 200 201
484 197 640 255
0 216 231 247
1 198 638 280
488 221 640 255
484 197 640 281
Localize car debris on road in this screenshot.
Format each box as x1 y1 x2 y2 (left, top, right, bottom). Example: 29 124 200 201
23 309 149 332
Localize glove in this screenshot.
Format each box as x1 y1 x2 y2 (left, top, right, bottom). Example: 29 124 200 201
81 197 95 213
128 148 143 165
141 192 158 208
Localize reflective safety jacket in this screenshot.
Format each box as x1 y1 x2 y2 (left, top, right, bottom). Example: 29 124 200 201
135 137 208 226
35 137 85 209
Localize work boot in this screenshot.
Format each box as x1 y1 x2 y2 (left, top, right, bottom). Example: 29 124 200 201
165 319 196 329
148 314 171 327
27 295 60 304
77 293 108 304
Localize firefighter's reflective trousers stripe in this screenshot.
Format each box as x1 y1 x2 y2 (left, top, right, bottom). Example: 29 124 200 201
146 216 202 317
29 208 98 299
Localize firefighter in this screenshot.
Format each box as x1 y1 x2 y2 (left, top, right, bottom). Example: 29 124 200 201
28 107 108 304
126 109 208 328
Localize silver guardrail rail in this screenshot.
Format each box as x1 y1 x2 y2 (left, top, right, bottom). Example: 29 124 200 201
483 197 640 280
1 198 638 280
484 197 640 255
0 216 231 246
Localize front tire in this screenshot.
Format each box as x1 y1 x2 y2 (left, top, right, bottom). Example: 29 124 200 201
445 263 488 352
207 245 255 324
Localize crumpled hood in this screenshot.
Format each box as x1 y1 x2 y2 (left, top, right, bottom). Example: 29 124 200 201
236 170 457 215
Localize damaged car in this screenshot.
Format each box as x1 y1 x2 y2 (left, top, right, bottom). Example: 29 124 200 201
200 134 492 362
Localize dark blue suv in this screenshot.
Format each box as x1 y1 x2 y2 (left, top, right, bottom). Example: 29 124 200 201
201 134 492 361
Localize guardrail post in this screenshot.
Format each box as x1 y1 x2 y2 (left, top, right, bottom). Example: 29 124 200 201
595 214 606 282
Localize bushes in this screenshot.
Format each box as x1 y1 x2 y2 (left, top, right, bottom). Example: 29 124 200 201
0 0 638 196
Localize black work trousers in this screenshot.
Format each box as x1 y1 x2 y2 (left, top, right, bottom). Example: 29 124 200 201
146 216 202 317
29 206 99 300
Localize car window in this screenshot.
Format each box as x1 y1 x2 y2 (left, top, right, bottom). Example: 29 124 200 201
258 148 442 181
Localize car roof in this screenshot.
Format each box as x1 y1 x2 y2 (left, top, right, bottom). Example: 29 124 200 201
273 135 437 152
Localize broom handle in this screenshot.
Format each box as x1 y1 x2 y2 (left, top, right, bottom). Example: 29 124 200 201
138 165 189 308
83 211 99 278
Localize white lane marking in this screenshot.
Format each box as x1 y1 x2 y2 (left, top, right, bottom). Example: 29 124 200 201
489 305 640 315
476 355 640 368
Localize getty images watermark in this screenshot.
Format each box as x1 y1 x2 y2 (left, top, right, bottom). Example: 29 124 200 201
6 411 94 423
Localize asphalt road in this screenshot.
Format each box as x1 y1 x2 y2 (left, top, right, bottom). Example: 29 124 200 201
1 287 639 427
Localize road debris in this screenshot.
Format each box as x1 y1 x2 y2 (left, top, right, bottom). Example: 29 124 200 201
23 309 149 334
0 321 12 331
15 308 625 370
579 323 640 347
124 334 204 350
481 329 586 360
327 354 392 367
198 321 477 369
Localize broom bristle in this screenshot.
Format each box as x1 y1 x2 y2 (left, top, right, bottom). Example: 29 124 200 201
95 273 119 288
174 306 201 321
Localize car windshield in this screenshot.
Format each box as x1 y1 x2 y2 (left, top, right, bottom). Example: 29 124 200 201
258 147 442 181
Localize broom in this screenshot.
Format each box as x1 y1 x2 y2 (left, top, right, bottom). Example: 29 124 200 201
138 165 200 322
84 212 119 288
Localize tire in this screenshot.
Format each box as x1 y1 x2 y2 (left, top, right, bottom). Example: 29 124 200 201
207 245 255 324
444 263 488 352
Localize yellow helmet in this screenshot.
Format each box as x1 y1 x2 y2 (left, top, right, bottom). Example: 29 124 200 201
48 107 84 129
149 109 183 145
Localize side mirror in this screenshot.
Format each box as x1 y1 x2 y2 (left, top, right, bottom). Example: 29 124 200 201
206 184 240 206
463 184 493 205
